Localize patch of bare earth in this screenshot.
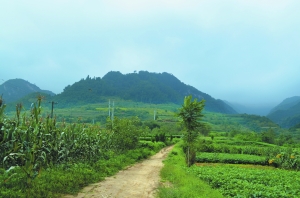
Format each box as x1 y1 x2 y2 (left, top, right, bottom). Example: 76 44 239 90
64 146 174 198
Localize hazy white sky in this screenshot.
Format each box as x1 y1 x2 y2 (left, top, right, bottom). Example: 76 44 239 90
1 0 299 108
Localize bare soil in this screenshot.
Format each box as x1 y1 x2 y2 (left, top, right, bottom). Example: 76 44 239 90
64 146 174 198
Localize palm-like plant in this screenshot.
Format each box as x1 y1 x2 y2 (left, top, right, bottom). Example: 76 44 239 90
177 95 205 167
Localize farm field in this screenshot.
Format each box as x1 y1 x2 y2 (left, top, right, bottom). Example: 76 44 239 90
193 135 300 197
0 98 174 197
160 139 300 198
192 164 300 197
1 96 300 197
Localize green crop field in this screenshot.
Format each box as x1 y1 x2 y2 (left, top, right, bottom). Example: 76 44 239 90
2 96 300 197
0 98 176 197
192 164 300 197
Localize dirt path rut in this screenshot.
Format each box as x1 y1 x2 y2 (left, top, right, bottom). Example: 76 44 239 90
64 146 174 198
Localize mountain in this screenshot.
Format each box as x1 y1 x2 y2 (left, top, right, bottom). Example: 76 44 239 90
0 79 55 103
269 96 300 114
223 101 272 116
267 96 300 128
55 71 237 114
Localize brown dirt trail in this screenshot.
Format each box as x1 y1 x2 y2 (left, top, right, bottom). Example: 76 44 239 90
64 146 174 198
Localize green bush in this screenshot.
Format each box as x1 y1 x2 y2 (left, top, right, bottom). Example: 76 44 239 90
267 151 300 170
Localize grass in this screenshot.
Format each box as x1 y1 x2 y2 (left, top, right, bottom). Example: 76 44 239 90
158 141 223 198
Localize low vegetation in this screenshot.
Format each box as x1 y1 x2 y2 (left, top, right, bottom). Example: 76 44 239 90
192 164 300 197
158 141 224 198
2 93 300 198
0 97 167 197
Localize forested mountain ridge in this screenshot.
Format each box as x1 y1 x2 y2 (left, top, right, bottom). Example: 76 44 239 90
269 96 300 114
267 96 300 128
56 71 237 114
0 79 55 103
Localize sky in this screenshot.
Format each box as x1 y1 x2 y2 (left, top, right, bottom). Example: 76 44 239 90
1 0 300 113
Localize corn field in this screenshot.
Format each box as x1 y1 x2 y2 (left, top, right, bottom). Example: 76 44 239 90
0 96 144 190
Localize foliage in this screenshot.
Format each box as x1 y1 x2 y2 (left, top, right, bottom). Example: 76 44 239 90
5 71 235 114
204 112 279 133
196 153 267 165
177 95 205 166
0 97 166 197
158 141 224 198
196 138 280 156
267 100 300 128
261 128 276 144
191 164 300 198
267 150 300 170
0 142 165 197
107 116 144 152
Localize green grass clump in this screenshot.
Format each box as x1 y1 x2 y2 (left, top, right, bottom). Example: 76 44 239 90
158 142 223 198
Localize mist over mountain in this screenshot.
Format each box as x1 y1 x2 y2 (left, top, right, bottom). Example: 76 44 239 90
223 101 272 116
0 79 55 103
54 71 237 114
267 96 300 128
269 96 300 114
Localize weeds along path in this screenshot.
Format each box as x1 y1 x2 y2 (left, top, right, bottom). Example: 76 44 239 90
64 145 174 198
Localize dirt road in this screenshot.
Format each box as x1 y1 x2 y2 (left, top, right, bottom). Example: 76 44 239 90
64 146 174 198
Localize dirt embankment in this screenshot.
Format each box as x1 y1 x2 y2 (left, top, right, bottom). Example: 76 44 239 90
64 146 174 198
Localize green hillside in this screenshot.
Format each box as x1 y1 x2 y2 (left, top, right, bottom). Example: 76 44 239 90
269 96 300 114
0 79 55 103
267 100 300 128
54 71 237 114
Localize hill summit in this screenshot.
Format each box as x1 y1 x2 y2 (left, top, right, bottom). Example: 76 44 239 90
0 79 55 103
56 71 237 114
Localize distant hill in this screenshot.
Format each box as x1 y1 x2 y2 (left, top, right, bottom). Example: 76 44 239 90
269 96 300 114
54 71 237 114
0 79 55 103
267 96 300 128
223 101 272 116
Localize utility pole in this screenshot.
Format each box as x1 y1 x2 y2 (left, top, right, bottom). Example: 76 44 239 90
49 101 58 118
108 99 111 117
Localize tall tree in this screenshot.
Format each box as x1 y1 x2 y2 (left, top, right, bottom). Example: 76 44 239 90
177 95 205 167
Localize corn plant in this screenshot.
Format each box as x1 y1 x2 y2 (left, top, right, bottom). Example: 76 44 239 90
3 102 48 193
0 95 149 196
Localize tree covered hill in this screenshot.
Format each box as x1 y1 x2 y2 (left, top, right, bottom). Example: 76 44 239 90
269 96 300 114
0 79 55 103
55 71 237 114
267 96 300 128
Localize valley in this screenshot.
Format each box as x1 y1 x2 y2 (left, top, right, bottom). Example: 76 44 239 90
1 72 300 197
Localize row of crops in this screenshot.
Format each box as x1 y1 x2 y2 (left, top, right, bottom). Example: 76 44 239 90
196 138 300 170
0 97 167 197
187 136 300 197
191 164 300 198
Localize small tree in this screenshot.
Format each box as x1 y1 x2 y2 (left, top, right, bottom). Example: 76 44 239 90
177 95 205 167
